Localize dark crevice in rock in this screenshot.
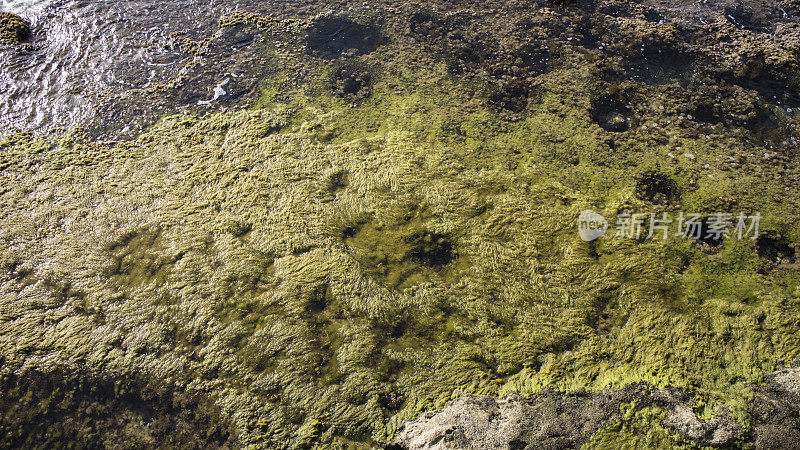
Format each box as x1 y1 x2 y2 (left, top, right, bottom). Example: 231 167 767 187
308 283 332 314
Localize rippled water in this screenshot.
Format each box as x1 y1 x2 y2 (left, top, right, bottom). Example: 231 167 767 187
2 0 53 17
0 0 273 137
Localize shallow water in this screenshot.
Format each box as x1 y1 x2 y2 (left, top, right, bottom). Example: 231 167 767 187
0 0 259 136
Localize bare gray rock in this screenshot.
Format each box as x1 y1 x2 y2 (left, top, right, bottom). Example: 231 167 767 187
750 368 800 449
394 380 800 449
393 390 622 450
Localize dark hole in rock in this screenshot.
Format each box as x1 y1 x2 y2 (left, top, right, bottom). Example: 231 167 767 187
325 168 349 192
635 171 680 205
598 2 634 17
306 16 384 59
410 11 433 28
575 21 600 49
408 231 454 268
686 87 786 143
344 213 462 290
591 95 633 132
687 219 725 249
308 283 332 313
227 220 252 237
691 102 724 125
643 9 665 23
409 11 447 39
342 225 360 239
378 391 405 411
733 71 800 109
332 64 373 100
390 320 407 338
744 107 783 144
724 4 775 33
487 81 532 113
445 38 492 74
757 234 797 265
513 43 550 74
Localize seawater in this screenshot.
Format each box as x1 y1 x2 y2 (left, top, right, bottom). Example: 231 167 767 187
0 0 241 136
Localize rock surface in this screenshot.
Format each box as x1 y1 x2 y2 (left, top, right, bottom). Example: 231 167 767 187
392 390 620 449
393 375 800 449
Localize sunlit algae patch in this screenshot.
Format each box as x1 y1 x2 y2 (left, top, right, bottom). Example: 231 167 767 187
2 1 800 448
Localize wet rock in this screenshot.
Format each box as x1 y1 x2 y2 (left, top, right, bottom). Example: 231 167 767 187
306 15 384 58
408 231 454 268
0 369 237 449
723 3 777 34
331 62 373 100
591 94 634 132
768 367 800 398
0 12 30 45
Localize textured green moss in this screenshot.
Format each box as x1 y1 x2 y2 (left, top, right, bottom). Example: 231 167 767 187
2 5 800 448
584 404 702 449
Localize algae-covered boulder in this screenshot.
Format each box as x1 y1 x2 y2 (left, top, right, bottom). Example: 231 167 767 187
0 12 30 45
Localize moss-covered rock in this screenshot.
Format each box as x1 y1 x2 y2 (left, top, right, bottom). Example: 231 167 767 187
0 12 30 45
1 0 800 448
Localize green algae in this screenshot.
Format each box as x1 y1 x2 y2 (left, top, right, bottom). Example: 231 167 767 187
1 5 800 448
584 404 706 450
